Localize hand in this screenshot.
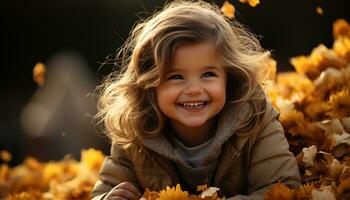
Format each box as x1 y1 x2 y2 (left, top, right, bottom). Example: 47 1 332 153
105 182 142 200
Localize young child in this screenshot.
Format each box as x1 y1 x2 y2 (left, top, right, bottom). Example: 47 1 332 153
91 1 301 199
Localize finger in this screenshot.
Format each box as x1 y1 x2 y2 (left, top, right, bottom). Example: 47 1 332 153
106 196 128 200
105 193 127 200
117 182 142 196
111 188 140 200
111 197 127 200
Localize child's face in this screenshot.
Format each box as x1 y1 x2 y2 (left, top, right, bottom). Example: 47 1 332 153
156 41 227 130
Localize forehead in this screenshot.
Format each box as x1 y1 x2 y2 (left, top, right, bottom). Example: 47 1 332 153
169 41 221 69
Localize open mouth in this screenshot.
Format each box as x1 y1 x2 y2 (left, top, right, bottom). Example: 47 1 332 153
177 101 208 109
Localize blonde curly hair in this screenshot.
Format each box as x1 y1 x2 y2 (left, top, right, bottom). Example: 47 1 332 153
95 0 272 146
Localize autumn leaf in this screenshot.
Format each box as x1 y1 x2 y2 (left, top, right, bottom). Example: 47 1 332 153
311 186 336 200
239 0 260 7
81 148 105 171
157 184 189 200
327 89 350 118
337 178 350 200
295 183 315 200
0 150 12 162
316 7 324 15
141 188 160 200
264 183 295 200
221 1 235 19
333 19 350 39
33 62 46 86
302 145 317 167
290 44 347 80
333 36 350 61
200 187 220 198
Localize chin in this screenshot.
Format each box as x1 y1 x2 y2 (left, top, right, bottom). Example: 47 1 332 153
180 120 207 128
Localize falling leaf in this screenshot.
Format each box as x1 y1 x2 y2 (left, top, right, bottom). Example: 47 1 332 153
33 62 46 86
0 150 12 162
239 0 260 7
221 1 235 19
316 7 324 15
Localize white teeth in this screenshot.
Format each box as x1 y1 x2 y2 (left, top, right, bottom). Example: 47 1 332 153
181 102 205 109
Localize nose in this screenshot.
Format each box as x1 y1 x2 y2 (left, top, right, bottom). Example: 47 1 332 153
184 80 204 95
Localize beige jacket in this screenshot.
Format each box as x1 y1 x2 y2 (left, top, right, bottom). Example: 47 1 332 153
91 100 301 200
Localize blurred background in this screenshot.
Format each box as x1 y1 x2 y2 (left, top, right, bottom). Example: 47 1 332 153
0 0 349 165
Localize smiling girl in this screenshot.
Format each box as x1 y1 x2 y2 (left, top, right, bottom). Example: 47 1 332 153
91 1 301 200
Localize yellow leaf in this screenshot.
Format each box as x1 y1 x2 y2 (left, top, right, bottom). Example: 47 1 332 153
316 6 324 15
157 184 189 200
333 36 350 61
80 148 105 171
239 0 260 7
327 89 350 118
0 150 12 162
221 1 235 19
333 19 350 39
197 184 207 192
0 164 10 180
33 62 46 86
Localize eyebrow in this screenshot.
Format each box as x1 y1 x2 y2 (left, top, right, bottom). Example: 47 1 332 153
202 65 223 71
169 65 223 72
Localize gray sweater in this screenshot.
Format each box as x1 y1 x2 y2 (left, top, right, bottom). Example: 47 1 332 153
170 135 217 192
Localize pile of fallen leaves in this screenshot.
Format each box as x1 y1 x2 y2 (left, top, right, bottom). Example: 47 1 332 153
0 149 222 200
0 149 104 200
141 184 223 200
264 18 350 200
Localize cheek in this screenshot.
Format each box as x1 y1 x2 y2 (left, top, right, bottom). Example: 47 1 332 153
216 89 226 108
211 81 227 100
209 82 227 111
155 86 178 109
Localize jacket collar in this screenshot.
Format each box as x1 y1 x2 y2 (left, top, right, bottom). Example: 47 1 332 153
141 101 250 167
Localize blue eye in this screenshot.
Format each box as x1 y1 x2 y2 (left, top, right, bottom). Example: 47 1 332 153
167 74 183 80
202 71 217 78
